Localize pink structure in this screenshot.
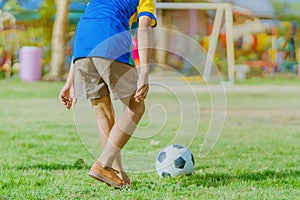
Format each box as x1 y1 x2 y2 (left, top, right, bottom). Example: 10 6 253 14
19 46 42 82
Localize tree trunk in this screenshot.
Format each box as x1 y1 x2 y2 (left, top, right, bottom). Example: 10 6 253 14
48 0 70 80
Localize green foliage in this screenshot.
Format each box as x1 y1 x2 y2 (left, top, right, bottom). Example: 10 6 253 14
270 0 300 24
2 0 23 13
2 0 57 74
158 0 207 2
38 0 56 19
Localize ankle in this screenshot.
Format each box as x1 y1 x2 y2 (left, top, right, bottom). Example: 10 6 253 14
96 160 110 168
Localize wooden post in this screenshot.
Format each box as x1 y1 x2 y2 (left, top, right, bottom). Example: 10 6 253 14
225 5 235 83
156 3 236 83
203 8 223 80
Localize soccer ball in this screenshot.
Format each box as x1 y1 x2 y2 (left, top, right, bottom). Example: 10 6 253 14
155 144 195 178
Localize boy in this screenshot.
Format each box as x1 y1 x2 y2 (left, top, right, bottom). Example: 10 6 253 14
59 0 156 188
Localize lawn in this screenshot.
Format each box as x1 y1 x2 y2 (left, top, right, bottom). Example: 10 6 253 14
0 77 299 199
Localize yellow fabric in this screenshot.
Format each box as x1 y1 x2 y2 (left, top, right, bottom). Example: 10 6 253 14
129 0 156 29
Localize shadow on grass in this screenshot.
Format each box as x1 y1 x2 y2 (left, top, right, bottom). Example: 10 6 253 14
133 169 300 188
13 159 89 170
6 161 300 188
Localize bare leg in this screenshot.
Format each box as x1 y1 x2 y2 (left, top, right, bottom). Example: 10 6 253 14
91 95 124 172
97 94 145 167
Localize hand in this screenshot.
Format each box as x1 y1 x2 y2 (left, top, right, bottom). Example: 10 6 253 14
59 82 74 109
134 73 149 103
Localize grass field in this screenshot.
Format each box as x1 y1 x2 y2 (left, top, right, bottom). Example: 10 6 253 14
0 77 299 199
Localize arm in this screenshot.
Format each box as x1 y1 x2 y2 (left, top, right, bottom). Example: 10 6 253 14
59 61 74 109
65 61 74 85
134 15 152 102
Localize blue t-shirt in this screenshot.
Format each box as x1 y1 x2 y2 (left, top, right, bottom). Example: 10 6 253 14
73 0 157 64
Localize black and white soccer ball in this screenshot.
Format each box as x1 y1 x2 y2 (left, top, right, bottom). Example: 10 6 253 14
155 144 195 178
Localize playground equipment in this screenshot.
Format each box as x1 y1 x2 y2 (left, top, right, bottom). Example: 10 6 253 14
0 0 88 79
156 2 300 80
239 21 299 76
156 2 235 83
0 10 16 78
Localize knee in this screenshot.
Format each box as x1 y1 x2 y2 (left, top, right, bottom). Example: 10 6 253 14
136 102 145 117
129 101 145 121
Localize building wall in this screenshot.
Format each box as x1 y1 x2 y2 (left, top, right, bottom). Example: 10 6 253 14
155 9 209 66
159 9 209 37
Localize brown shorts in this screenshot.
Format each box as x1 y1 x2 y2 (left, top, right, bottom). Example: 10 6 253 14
74 57 138 100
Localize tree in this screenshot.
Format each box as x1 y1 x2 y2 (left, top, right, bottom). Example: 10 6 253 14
270 0 300 24
48 0 70 80
2 0 22 13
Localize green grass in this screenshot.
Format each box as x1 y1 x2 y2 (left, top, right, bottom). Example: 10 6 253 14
0 78 300 199
235 74 300 85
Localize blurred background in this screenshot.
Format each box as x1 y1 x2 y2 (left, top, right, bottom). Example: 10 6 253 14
0 0 299 82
